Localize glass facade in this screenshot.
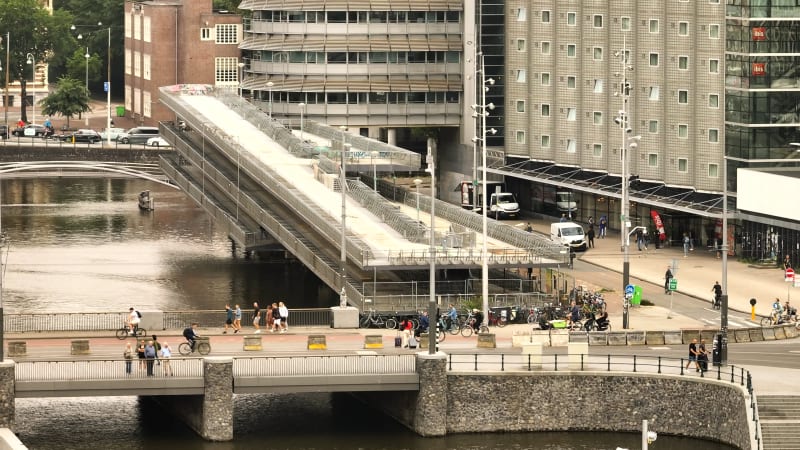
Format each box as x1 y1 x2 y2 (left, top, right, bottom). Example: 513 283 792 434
481 0 505 147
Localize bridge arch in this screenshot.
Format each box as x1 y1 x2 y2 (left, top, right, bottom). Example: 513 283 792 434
0 161 177 188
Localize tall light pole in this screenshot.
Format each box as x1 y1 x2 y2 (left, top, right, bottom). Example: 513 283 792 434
298 103 306 140
73 23 111 145
371 151 379 192
267 81 274 119
25 53 35 125
3 32 9 137
84 47 90 126
413 178 422 223
427 146 436 354
238 62 245 98
720 156 729 365
339 126 349 307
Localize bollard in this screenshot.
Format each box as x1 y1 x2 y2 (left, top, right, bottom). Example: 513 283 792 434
307 335 327 350
71 339 90 356
477 333 496 349
363 335 383 349
418 333 428 350
243 335 263 351
7 341 26 357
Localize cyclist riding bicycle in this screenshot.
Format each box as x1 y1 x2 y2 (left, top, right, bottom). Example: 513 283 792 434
711 281 722 309
447 304 458 330
183 322 200 352
771 298 785 324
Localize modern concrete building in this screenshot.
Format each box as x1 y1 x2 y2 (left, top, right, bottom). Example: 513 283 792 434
123 0 241 125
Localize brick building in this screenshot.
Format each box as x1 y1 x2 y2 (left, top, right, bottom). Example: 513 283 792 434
123 0 242 125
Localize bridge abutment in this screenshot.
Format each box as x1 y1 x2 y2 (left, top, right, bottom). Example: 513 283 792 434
0 361 13 431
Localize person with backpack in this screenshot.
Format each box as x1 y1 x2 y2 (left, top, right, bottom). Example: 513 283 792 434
127 307 141 335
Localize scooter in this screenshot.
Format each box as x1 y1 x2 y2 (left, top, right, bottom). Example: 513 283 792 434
583 312 611 332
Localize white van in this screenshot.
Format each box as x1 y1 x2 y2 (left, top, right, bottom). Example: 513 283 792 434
550 222 587 251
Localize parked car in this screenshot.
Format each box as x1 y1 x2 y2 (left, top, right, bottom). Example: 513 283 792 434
99 127 125 142
146 136 170 147
61 129 102 143
116 126 159 144
0 125 7 139
12 124 52 138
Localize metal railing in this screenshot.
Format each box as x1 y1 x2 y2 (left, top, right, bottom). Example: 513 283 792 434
233 354 416 377
346 179 427 244
15 358 205 381
163 309 331 329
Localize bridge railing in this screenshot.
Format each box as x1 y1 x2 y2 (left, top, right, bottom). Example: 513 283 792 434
15 358 205 381
233 354 416 377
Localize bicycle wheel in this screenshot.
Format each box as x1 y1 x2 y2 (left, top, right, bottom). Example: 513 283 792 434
496 317 508 328
479 324 490 334
527 313 537 324
115 328 129 339
385 318 398 329
761 317 773 327
460 326 473 337
411 318 420 329
178 342 192 356
197 342 211 355
359 317 371 328
437 329 445 343
448 322 460 335
136 328 147 338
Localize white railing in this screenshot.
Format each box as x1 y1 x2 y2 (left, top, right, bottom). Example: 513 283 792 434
233 354 416 377
15 358 205 381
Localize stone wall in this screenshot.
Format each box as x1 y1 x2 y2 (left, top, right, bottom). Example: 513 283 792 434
0 363 13 431
0 146 168 163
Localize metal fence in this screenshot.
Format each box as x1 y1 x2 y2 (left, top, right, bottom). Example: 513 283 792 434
233 354 416 377
15 358 205 381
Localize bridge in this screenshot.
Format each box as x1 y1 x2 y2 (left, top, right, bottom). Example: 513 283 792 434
154 84 569 311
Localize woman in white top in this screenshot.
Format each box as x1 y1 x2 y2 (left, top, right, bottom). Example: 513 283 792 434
160 342 173 376
278 302 289 333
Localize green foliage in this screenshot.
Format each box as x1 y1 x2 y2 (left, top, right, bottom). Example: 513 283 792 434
65 48 103 87
39 76 90 127
461 297 482 312
213 0 243 13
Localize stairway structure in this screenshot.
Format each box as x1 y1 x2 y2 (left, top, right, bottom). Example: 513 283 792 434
759 395 800 450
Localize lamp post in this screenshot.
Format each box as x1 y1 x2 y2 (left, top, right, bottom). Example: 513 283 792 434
25 53 35 125
267 81 274 119
84 47 90 126
371 151 379 192
413 178 422 223
237 62 245 98
427 146 436 354
720 156 729 365
3 32 9 137
298 103 306 141
73 23 111 145
340 126 350 307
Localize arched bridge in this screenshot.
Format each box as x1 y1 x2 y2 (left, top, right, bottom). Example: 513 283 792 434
0 161 176 188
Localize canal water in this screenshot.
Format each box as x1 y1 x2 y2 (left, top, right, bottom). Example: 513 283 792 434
4 178 735 449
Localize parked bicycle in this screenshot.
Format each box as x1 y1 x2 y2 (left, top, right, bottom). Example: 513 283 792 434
359 309 398 329
178 339 211 356
116 324 147 339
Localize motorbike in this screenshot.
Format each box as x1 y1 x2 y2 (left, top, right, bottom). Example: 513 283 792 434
582 312 610 332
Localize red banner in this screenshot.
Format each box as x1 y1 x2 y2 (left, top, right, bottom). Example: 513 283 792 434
752 27 766 41
650 210 666 242
752 63 766 76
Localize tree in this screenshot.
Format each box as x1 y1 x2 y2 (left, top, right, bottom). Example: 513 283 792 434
0 0 75 122
65 48 102 90
39 76 90 128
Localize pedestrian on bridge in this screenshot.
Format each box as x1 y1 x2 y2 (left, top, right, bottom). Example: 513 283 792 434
224 304 233 334
252 302 262 334
233 304 242 333
137 340 146 371
271 303 282 333
123 342 133 375
279 301 289 333
160 343 173 376
144 340 157 376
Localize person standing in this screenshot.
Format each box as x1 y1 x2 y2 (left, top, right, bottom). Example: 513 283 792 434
233 304 242 333
524 222 533 233
598 216 607 238
144 340 157 377
252 302 261 333
160 342 173 376
587 225 595 249
682 233 691 257
224 304 233 334
271 302 282 333
151 335 162 366
664 266 674 294
123 342 133 375
784 255 792 270
278 301 289 333
698 339 709 373
559 213 567 223
137 339 146 371
686 338 700 372
399 317 413 348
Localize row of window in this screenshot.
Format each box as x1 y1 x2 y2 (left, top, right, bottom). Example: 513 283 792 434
253 51 460 64
522 3 721 25
252 90 461 104
252 10 460 24
518 43 721 69
515 124 721 148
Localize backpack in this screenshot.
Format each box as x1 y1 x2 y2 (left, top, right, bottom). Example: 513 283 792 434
136 310 142 318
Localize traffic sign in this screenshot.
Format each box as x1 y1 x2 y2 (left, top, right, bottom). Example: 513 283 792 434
104 82 109 93
669 278 678 291
786 268 795 282
625 284 635 297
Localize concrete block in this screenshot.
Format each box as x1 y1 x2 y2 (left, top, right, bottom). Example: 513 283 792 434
71 339 90 355
530 331 551 347
774 326 787 340
477 333 496 349
243 335 262 351
568 331 588 343
700 330 717 342
417 334 429 350
568 342 589 370
734 329 751 343
682 330 701 344
627 331 646 345
521 342 543 369
607 331 627 346
307 335 327 350
364 335 383 349
588 332 608 346
784 324 798 339
7 341 26 357
749 328 764 342
762 326 777 340
550 330 569 347
511 332 531 347
645 331 665 345
663 331 683 345
330 307 359 329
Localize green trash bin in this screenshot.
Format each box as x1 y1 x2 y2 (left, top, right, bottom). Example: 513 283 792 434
630 285 643 306
116 106 125 117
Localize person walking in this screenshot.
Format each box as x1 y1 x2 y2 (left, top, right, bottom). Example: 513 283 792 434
682 233 691 257
224 304 233 334
160 342 173 376
686 338 700 372
151 335 162 366
664 266 673 294
698 339 709 373
271 302 282 333
598 216 607 238
252 302 261 333
278 301 289 333
587 225 595 249
144 340 157 377
123 342 134 375
711 281 722 309
559 213 567 223
233 304 242 333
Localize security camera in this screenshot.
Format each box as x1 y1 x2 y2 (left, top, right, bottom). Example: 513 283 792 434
629 142 638 149
487 103 496 110
626 128 633 133
614 117 624 125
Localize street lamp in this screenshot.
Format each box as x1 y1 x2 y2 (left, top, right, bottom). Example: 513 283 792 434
720 156 729 365
25 53 35 125
237 62 245 98
298 103 306 140
3 32 9 136
426 146 437 354
339 126 350 308
371 151 379 192
267 81 274 119
413 178 422 223
73 23 111 145
84 47 90 126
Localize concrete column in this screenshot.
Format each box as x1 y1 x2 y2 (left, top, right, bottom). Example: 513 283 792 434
413 352 447 436
0 361 14 431
387 128 397 146
202 357 233 441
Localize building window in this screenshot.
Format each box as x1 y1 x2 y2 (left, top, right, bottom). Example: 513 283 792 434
541 41 551 54
593 15 603 28
541 72 550 85
567 76 576 88
648 120 658 133
593 143 602 157
593 111 603 124
515 69 526 82
649 53 659 66
593 79 604 93
215 57 239 85
648 154 658 167
709 24 720 39
678 124 689 138
678 56 689 70
143 54 151 80
593 47 603 60
143 16 151 42
678 158 688 172
541 135 550 148
567 12 576 26
709 94 720 108
621 16 631 31
516 8 527 21
517 39 526 51
709 163 719 177
709 59 720 73
215 24 240 44
648 86 660 100
566 139 576 153
516 131 526 143
649 19 659 33
143 91 151 117
541 104 550 117
567 44 576 57
541 10 550 23
516 100 525 112
133 51 141 77
566 108 576 121
201 28 212 40
678 22 689 36
678 90 688 104
125 49 131 75
709 128 719 143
